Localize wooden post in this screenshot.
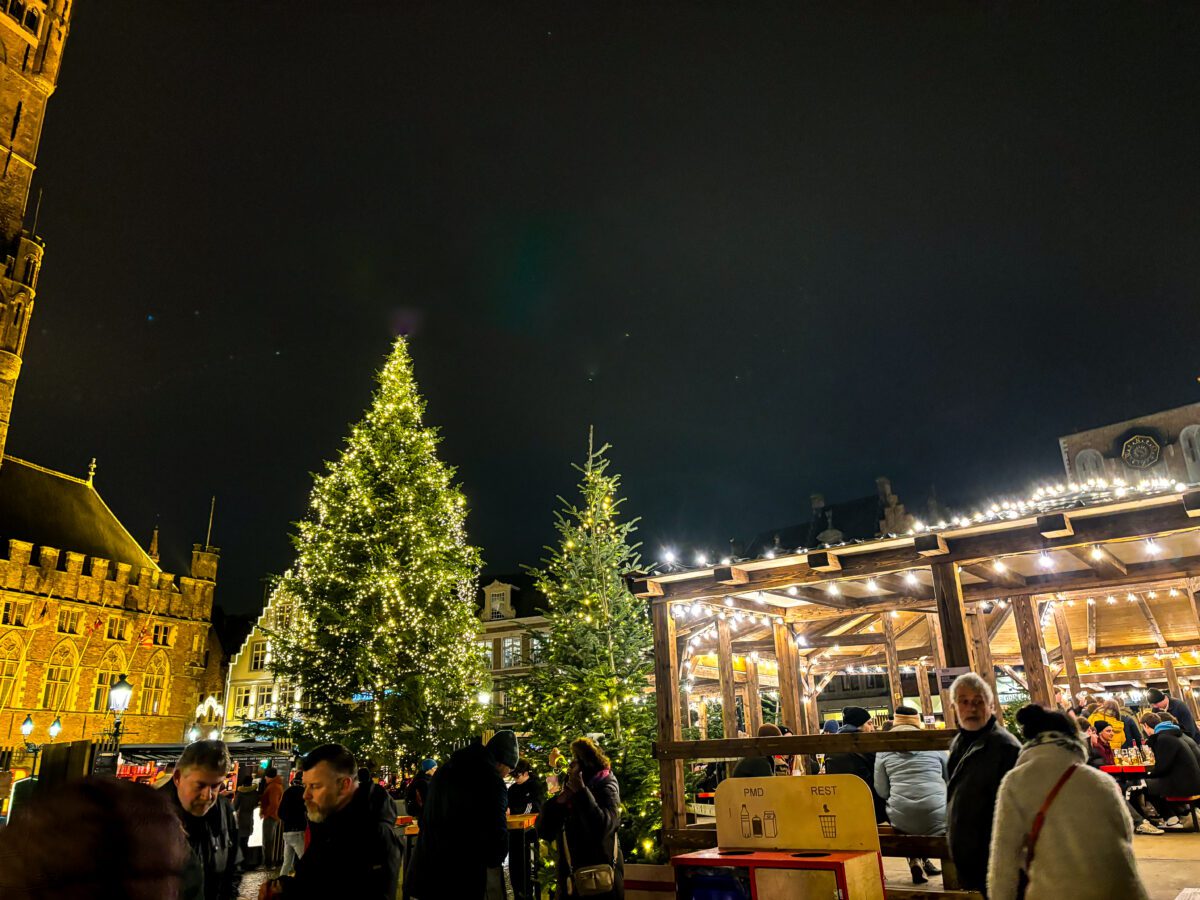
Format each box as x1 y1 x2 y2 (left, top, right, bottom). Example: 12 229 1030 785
772 621 802 733
801 671 821 735
930 561 975 670
1163 658 1200 721
745 653 763 734
1052 603 1082 704
968 611 997 699
927 614 956 728
1012 597 1055 708
716 618 739 738
882 614 904 711
651 602 686 836
916 660 933 718
696 697 708 740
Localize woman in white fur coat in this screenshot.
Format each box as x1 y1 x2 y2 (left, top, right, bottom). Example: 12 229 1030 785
988 705 1147 900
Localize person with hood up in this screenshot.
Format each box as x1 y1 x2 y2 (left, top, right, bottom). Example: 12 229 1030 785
873 706 946 885
405 758 436 823
258 743 400 900
945 673 1020 896
824 706 886 822
1143 712 1200 829
988 705 1148 900
409 730 518 899
537 736 623 900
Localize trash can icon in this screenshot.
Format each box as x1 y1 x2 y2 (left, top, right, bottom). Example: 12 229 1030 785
819 804 837 838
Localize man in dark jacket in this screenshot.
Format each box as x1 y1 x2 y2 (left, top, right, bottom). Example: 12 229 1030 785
410 730 518 899
945 673 1020 896
1148 688 1198 741
1145 718 1200 826
165 739 239 900
405 758 436 823
824 707 887 822
277 772 307 877
260 743 400 900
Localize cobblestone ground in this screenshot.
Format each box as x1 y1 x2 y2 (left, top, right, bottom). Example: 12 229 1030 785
236 868 272 900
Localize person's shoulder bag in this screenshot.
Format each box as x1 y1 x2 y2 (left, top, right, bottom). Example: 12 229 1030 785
561 826 618 897
1016 764 1078 900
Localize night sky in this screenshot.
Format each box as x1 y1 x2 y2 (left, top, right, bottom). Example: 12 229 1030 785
11 3 1200 613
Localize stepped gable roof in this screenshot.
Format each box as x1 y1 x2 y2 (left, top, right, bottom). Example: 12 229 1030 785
746 494 885 557
0 455 157 571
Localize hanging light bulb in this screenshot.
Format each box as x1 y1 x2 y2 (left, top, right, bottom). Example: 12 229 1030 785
904 571 919 586
786 586 798 596
993 560 1007 573
1145 538 1161 556
1038 551 1054 570
1106 595 1117 605
1090 545 1104 560
865 578 878 592
1170 588 1180 597
826 583 840 596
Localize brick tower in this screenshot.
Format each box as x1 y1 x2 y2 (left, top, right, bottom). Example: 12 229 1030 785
0 2 71 464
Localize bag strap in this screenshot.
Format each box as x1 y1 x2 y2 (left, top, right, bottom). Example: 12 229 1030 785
1022 764 1078 873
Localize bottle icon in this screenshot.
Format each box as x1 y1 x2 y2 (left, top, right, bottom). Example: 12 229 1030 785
752 814 763 837
740 804 751 838
764 811 778 838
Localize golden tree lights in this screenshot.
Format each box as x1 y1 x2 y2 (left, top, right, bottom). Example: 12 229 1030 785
266 337 488 764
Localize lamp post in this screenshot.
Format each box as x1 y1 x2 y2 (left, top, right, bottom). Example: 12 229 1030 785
19 714 61 773
108 673 133 751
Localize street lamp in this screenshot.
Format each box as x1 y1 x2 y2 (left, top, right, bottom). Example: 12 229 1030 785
108 674 133 749
187 726 200 743
48 717 61 740
19 714 59 772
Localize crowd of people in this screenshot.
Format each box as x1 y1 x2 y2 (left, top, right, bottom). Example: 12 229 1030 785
730 674 1199 898
0 729 624 900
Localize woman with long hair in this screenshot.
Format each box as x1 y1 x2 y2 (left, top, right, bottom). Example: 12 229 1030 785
537 737 623 900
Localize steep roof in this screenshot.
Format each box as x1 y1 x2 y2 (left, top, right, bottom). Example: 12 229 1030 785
0 455 157 570
746 494 885 557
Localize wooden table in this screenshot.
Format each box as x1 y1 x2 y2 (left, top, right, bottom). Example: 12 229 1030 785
508 813 539 900
1100 764 1148 774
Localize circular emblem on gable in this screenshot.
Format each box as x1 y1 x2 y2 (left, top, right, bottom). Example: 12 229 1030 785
1121 434 1161 469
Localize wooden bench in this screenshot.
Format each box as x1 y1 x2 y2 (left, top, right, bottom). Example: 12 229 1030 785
1165 794 1200 831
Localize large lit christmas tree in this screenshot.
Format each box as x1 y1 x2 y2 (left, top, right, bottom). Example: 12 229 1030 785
267 337 488 764
507 435 661 861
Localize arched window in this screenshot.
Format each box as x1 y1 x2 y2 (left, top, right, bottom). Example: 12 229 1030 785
140 652 168 715
41 642 75 709
20 256 36 287
1181 425 1200 483
0 633 23 708
92 646 126 712
1075 449 1106 482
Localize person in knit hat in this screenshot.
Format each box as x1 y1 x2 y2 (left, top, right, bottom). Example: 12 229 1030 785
826 706 887 822
409 730 519 899
874 706 945 884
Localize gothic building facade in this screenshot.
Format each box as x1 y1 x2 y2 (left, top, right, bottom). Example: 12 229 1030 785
0 2 227 757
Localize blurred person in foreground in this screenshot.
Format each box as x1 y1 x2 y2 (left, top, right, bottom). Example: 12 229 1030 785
0 776 190 899
945 673 1020 897
988 705 1146 900
259 743 400 899
165 739 239 900
410 730 519 899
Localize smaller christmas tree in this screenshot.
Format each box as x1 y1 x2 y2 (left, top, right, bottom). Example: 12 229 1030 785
507 433 662 861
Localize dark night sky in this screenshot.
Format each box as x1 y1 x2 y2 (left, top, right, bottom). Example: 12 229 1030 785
11 2 1200 613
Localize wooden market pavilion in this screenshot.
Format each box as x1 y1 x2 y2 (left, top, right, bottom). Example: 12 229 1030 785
636 479 1200 861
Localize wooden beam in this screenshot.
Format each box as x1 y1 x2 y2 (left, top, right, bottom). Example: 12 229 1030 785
916 661 934 717
1088 598 1098 656
1135 595 1168 649
772 620 802 733
745 653 763 734
696 697 708 739
806 550 841 572
1067 544 1127 578
804 633 887 648
713 565 749 585
716 618 739 738
1037 512 1074 538
999 664 1028 690
963 562 1028 589
1052 602 1082 703
914 533 949 556
988 602 1014 640
800 671 820 735
1012 597 1055 707
1187 580 1200 637
650 601 685 834
882 614 904 711
644 502 1200 603
927 613 955 728
876 572 934 600
968 611 997 699
931 562 974 669
654 728 955 760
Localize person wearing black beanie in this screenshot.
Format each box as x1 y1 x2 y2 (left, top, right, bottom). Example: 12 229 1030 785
987 704 1148 899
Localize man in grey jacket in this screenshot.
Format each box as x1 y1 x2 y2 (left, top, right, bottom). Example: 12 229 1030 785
945 673 1020 897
